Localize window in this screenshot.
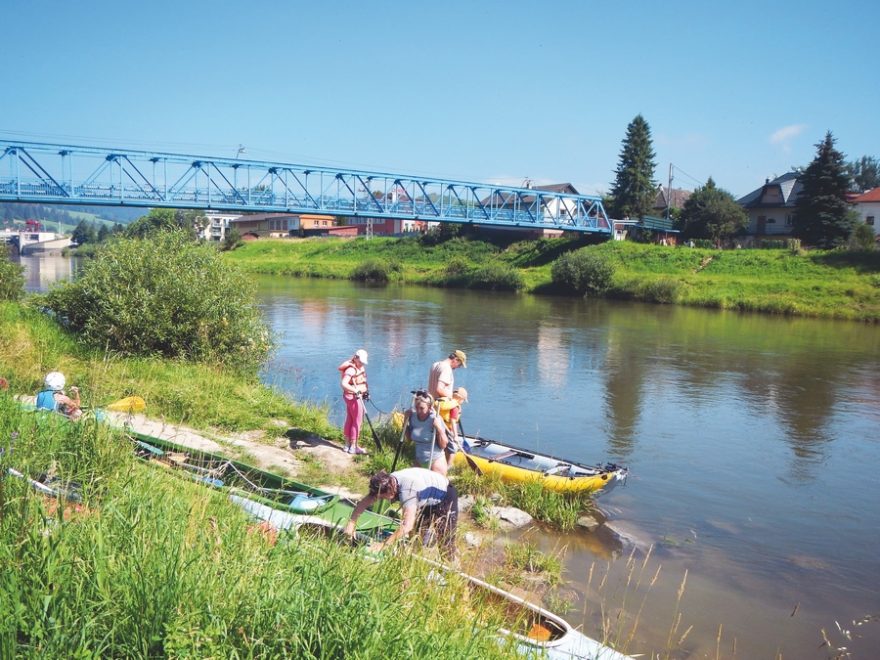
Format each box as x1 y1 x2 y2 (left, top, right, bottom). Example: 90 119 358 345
868 216 875 226
766 217 776 224
785 214 793 226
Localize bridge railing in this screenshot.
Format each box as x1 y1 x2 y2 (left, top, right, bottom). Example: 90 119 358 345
0 140 612 233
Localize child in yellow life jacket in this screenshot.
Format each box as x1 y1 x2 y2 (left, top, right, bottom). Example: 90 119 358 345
436 387 468 459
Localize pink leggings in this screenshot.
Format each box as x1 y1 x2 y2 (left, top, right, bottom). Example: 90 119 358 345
343 396 364 444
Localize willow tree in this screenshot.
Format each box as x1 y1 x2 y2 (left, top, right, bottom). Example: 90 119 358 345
609 114 657 220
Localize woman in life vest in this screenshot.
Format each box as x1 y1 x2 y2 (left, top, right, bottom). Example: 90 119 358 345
338 349 369 454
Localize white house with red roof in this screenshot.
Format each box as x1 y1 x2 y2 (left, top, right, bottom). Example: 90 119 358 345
851 187 880 237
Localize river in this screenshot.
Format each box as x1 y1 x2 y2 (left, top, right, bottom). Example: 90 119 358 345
21 255 880 658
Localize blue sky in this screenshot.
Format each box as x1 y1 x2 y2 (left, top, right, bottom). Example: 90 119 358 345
2 0 878 198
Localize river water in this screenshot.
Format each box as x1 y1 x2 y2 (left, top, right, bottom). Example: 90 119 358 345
21 255 880 658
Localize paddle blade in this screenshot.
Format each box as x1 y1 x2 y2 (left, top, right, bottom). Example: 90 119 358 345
106 396 146 413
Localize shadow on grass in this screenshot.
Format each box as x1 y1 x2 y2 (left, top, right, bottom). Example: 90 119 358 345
811 250 880 273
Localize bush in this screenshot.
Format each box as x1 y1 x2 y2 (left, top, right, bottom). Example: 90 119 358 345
0 245 25 301
41 231 272 370
849 223 876 251
221 227 243 252
351 259 391 283
639 277 681 303
550 249 615 296
468 263 524 291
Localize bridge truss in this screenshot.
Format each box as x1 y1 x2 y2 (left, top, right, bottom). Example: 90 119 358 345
0 140 612 233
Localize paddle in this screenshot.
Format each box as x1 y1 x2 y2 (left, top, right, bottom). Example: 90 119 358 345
105 395 146 413
390 391 418 473
454 418 482 476
362 406 383 451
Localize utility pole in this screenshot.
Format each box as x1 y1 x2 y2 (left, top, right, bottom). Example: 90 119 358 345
666 163 674 222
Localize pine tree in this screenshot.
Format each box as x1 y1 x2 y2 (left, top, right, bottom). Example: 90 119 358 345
609 114 657 219
793 132 856 248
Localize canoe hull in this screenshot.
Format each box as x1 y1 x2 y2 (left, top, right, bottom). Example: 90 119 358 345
453 438 627 495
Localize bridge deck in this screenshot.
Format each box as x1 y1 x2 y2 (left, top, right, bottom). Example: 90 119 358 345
0 140 611 234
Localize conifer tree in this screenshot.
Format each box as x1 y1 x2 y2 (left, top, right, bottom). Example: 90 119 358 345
609 115 657 219
793 132 856 248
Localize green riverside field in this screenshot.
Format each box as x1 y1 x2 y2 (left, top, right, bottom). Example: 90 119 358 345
223 237 880 321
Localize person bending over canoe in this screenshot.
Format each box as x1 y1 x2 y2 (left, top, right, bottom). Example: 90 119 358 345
338 349 370 455
427 349 466 400
405 392 450 475
344 468 458 560
35 371 82 421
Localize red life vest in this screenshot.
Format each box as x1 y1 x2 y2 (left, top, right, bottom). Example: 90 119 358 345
338 360 367 393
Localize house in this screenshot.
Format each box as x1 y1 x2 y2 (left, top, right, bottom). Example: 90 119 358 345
653 186 691 216
299 215 338 232
229 213 300 239
851 188 880 238
332 217 427 236
737 173 802 236
200 211 241 242
479 183 582 237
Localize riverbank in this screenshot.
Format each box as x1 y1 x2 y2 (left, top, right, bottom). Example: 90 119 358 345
1 301 591 657
224 237 880 321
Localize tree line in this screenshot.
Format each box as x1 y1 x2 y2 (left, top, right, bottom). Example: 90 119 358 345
607 114 878 249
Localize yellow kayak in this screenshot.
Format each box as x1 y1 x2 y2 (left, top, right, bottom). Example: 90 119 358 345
452 437 627 495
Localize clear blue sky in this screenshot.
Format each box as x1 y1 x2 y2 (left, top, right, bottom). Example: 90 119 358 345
2 0 878 198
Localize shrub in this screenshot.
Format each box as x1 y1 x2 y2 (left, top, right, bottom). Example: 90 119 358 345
221 227 243 252
550 249 615 296
0 245 25 301
468 263 524 291
640 277 681 303
849 223 876 251
41 231 272 371
351 259 391 283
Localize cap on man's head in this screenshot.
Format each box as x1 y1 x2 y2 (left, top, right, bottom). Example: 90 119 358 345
452 349 467 368
355 349 369 365
368 470 395 496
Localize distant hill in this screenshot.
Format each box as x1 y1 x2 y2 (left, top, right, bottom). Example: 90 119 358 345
0 202 146 232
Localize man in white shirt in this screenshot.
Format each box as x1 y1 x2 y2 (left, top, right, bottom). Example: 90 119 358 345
427 349 467 400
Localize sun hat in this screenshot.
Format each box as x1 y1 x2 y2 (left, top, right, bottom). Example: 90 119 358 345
355 349 369 365
453 387 469 403
453 349 467 367
44 372 66 391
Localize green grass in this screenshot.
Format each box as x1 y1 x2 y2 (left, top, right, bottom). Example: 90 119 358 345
0 301 337 436
0 394 513 658
453 468 598 531
224 236 880 321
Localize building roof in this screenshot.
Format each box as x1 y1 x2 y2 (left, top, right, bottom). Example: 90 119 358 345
639 215 680 233
479 182 580 207
654 186 691 209
852 187 880 203
737 172 803 208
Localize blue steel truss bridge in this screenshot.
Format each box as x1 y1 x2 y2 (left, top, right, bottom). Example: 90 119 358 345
0 139 612 234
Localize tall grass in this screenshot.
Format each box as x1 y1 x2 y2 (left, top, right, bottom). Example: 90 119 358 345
0 394 512 658
453 468 598 531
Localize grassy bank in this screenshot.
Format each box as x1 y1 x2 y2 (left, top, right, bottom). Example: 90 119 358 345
0 395 511 658
0 301 335 436
224 237 880 321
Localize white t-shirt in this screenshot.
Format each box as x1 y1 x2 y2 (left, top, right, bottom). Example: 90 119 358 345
392 467 449 513
428 360 453 399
